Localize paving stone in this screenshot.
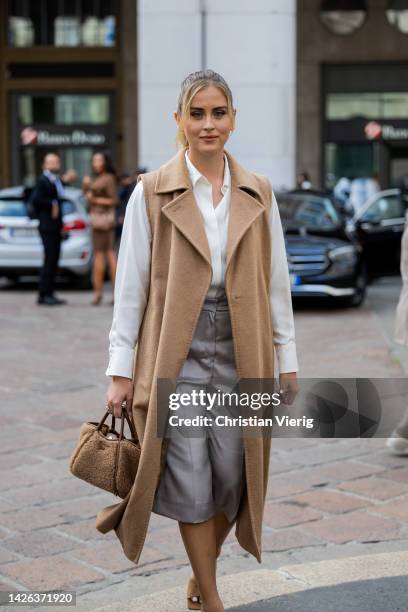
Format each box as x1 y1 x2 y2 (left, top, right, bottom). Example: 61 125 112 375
380 466 408 484
55 519 114 542
290 489 371 513
0 428 78 455
147 525 192 557
261 527 325 552
309 461 385 482
130 556 188 576
2 530 78 557
70 542 139 573
369 498 408 521
266 461 385 500
301 510 403 544
0 498 18 513
337 476 408 500
52 495 112 521
0 468 52 492
19 459 72 482
263 501 322 529
0 547 19 564
29 440 78 460
0 507 68 532
35 414 84 431
355 451 408 469
4 478 93 508
0 556 105 590
267 472 323 499
138 546 171 567
286 442 383 467
0 452 43 471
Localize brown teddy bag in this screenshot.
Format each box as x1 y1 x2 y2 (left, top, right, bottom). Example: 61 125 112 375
69 411 141 498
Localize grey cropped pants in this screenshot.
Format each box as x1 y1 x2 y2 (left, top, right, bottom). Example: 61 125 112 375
152 291 246 524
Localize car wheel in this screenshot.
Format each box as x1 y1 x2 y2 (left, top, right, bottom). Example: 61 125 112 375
346 266 367 308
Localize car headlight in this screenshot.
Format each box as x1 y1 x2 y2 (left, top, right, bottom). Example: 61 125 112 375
328 245 358 265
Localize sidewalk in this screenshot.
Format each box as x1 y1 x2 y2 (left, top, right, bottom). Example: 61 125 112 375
90 551 408 612
0 279 407 610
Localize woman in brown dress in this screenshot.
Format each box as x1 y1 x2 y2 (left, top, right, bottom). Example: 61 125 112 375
83 151 119 305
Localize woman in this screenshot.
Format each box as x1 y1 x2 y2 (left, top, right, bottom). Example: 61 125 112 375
101 70 299 612
83 151 118 305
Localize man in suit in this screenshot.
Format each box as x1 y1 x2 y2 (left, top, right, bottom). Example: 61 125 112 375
31 152 67 305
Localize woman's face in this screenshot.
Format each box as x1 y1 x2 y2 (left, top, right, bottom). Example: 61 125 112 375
176 85 235 156
92 153 105 174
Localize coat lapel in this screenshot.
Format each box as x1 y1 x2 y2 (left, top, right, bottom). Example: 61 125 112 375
161 190 212 267
155 147 267 271
224 151 266 269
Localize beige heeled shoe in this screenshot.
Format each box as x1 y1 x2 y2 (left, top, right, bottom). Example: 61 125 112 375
91 293 102 306
187 576 202 610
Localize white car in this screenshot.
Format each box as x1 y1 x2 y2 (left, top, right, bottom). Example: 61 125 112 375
0 185 92 287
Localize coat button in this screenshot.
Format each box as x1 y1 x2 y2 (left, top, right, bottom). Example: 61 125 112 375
233 294 240 300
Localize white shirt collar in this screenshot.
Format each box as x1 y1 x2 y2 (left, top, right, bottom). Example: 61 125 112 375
185 149 230 195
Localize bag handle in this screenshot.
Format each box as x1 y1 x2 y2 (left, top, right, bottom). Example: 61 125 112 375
97 410 138 441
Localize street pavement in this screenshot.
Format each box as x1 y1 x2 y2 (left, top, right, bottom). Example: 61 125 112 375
0 276 407 611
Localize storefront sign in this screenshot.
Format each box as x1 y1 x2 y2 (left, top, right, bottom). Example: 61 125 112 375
365 121 408 141
20 127 106 146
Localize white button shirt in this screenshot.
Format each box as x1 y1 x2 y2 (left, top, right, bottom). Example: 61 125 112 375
106 151 298 379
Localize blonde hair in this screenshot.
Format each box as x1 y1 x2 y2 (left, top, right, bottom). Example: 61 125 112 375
176 70 235 147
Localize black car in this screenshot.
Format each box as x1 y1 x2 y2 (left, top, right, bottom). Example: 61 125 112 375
345 188 407 277
276 190 367 307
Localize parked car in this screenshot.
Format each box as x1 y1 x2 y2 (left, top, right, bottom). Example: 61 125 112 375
345 188 406 277
0 185 92 287
276 190 367 306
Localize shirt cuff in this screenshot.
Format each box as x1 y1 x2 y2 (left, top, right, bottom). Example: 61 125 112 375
105 347 135 379
275 342 299 374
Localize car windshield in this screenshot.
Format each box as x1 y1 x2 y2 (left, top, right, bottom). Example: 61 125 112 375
0 198 76 217
277 193 341 231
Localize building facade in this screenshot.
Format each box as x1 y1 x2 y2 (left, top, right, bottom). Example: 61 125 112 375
298 0 408 190
0 0 137 188
137 0 297 190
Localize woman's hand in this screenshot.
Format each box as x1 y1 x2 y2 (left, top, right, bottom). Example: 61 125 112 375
279 372 299 406
106 376 134 418
82 175 92 191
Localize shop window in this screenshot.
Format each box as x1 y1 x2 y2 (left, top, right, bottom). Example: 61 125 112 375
325 143 375 188
326 92 408 120
387 0 408 34
320 0 367 35
7 0 116 47
17 94 110 125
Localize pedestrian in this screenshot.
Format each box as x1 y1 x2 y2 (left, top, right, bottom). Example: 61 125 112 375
116 169 147 242
348 173 380 216
387 223 408 455
296 171 312 190
333 176 351 205
116 173 133 242
398 173 408 205
83 151 119 305
99 69 299 612
31 152 68 306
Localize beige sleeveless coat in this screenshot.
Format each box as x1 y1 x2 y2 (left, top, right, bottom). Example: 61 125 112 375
96 147 275 563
